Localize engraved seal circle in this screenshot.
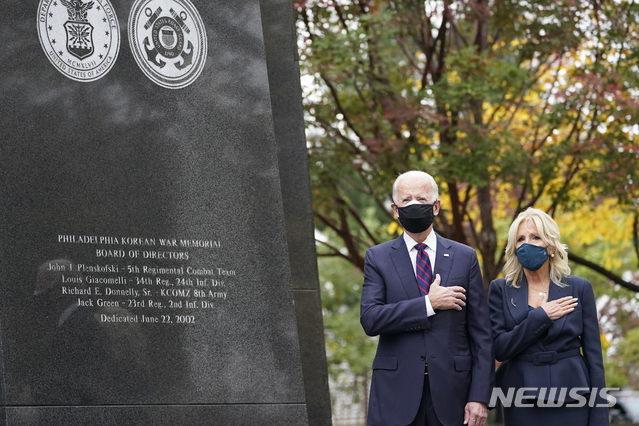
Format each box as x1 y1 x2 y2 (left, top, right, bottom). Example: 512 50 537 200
128 0 207 89
37 0 121 82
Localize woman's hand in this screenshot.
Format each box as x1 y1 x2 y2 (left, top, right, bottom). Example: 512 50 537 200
540 295 578 320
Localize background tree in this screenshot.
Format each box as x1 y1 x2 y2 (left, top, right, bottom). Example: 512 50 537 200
297 0 639 289
296 0 639 419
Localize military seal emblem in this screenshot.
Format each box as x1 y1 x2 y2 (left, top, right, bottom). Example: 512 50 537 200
128 0 207 89
37 0 120 82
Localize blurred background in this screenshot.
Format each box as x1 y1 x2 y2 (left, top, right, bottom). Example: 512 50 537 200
293 0 639 424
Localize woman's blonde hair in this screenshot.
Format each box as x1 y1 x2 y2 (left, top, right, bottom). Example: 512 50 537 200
503 208 570 288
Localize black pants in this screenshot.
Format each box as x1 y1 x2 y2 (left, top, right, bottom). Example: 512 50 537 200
408 374 445 426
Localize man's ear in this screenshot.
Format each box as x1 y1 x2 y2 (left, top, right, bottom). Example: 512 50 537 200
433 199 441 216
391 203 399 217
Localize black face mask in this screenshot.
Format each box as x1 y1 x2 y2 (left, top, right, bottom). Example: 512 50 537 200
396 202 436 234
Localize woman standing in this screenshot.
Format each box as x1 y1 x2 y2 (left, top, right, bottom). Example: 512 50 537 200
488 208 609 425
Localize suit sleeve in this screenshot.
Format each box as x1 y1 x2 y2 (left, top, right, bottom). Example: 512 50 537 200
488 280 553 362
579 278 609 426
466 251 495 404
360 248 430 336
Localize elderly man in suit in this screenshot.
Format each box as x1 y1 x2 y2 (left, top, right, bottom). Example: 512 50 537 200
360 170 494 426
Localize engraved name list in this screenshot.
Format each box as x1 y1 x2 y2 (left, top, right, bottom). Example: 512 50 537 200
50 234 234 325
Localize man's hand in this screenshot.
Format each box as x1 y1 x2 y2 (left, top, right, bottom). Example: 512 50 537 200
464 402 487 426
540 295 578 320
428 274 466 311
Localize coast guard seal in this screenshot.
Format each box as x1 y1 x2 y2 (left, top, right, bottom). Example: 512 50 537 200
128 0 207 89
37 0 120 82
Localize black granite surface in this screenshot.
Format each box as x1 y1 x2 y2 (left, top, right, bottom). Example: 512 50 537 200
259 0 332 424
5 405 309 426
0 0 320 424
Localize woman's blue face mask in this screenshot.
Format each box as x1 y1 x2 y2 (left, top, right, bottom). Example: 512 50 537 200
515 243 549 271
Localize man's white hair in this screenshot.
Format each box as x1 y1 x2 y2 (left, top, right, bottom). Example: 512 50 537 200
392 170 440 202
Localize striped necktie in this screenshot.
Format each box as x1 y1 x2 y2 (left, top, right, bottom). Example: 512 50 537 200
415 243 433 295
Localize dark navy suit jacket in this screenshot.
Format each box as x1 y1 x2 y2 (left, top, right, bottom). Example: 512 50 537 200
360 234 494 426
488 276 608 425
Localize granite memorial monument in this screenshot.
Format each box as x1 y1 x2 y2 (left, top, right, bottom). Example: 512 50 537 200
0 0 331 424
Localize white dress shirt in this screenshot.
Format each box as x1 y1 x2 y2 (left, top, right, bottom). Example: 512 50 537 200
403 230 437 317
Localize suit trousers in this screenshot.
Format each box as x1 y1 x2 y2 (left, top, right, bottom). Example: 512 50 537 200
407 373 445 426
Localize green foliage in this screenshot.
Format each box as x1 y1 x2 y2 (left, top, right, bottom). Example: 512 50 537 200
318 254 377 401
605 327 639 389
297 0 639 411
299 0 639 285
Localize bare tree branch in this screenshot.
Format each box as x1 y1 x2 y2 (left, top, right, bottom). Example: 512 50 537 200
313 116 361 153
547 158 582 217
397 37 423 73
342 175 373 196
568 252 639 292
315 211 342 235
315 207 366 270
450 20 468 49
460 185 473 214
321 75 365 142
344 202 380 246
634 212 639 268
434 7 448 82
336 201 366 269
514 181 529 217
375 197 396 222
446 178 469 245
334 3 350 34
486 51 558 128
316 239 355 264
462 205 481 249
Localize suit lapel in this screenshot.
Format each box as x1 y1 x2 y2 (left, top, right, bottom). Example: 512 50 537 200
434 234 454 286
543 279 571 344
512 277 549 351
506 277 529 325
389 235 421 299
